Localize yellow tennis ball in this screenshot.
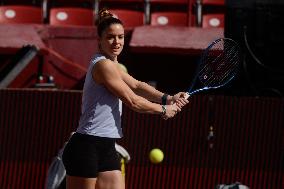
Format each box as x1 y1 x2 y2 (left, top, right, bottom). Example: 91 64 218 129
149 148 164 164
119 63 128 73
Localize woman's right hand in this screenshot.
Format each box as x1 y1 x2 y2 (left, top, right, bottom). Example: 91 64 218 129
162 104 181 120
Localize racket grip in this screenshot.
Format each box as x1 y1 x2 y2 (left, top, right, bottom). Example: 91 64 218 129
184 92 190 99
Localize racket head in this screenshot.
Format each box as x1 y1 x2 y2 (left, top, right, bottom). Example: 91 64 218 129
188 38 242 96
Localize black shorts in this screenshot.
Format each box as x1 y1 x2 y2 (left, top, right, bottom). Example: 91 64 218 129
62 132 121 178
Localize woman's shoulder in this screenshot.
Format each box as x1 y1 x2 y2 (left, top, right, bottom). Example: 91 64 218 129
91 53 107 64
92 57 118 84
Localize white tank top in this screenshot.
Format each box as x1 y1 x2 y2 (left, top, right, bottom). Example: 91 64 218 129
76 54 123 138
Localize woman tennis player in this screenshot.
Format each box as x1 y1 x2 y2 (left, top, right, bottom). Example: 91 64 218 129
62 9 189 189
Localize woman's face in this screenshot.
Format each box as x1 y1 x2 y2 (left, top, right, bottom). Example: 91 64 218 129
99 23 124 60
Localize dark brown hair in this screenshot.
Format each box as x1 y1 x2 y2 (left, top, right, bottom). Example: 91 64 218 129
97 9 123 37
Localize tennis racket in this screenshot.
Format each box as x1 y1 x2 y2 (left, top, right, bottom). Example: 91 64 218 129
184 38 242 99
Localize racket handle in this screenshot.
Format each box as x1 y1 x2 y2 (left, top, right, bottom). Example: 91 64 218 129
184 92 190 99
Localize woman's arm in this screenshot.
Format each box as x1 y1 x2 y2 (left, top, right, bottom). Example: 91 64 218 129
116 63 171 103
92 59 180 118
116 63 189 106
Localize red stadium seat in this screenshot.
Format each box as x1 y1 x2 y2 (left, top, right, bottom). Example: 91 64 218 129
46 0 94 7
0 0 41 6
42 0 95 23
98 0 145 25
202 13 224 28
149 0 188 4
202 0 224 6
98 0 144 9
146 0 189 25
0 5 42 24
49 7 94 26
150 12 188 26
101 0 143 2
195 0 224 27
109 9 144 28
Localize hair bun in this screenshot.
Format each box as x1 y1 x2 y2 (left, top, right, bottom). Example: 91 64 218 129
98 8 113 22
96 8 123 36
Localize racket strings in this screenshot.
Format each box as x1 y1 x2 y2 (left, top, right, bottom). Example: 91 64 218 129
199 41 240 87
212 51 239 85
199 53 222 86
200 45 225 85
209 50 238 86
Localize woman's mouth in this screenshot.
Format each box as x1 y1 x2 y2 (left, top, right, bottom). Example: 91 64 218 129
112 46 120 52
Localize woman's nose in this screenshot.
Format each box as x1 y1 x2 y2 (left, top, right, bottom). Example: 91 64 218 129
113 37 120 44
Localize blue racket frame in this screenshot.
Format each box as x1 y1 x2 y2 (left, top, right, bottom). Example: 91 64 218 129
185 38 241 98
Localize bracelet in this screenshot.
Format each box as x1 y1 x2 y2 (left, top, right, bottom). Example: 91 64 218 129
161 105 166 116
161 94 168 105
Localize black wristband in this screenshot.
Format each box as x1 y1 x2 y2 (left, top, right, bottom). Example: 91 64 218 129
161 94 168 105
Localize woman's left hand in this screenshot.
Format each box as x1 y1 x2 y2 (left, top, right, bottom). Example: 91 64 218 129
167 92 189 108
